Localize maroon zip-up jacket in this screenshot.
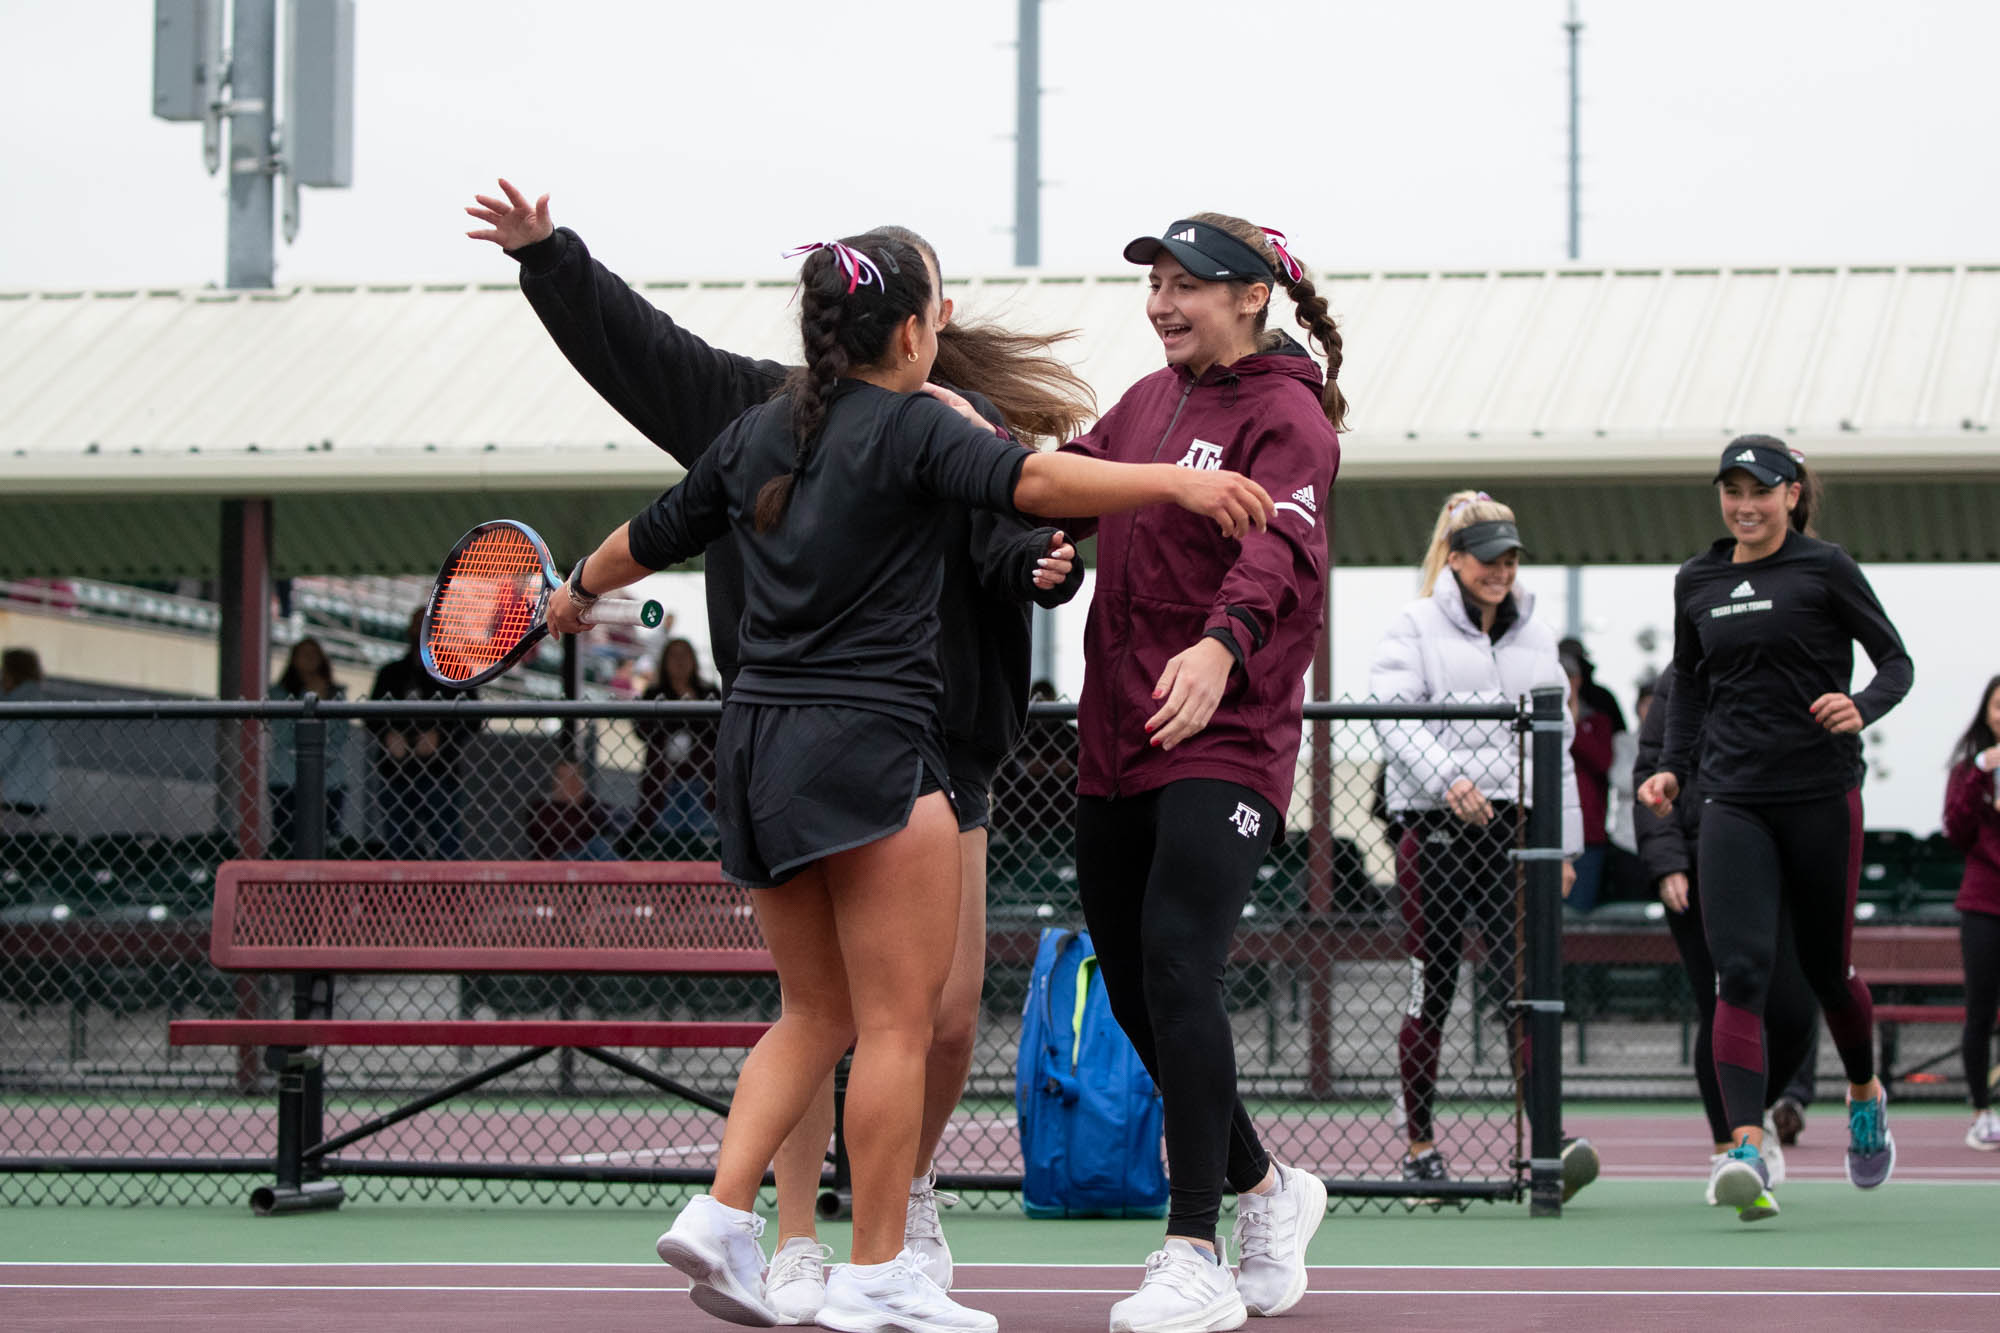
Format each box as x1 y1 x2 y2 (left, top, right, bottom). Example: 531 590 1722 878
1943 758 2000 917
1061 334 1339 812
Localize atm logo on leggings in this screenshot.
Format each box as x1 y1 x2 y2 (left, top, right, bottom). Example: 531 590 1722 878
1229 803 1262 838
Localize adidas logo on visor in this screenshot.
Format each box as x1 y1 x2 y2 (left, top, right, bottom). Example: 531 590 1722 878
1171 227 1198 243
1734 449 1757 462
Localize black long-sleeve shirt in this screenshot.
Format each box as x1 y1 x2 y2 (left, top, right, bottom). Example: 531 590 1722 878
1632 665 1701 884
627 382 1030 725
1658 530 1913 802
511 226 1078 766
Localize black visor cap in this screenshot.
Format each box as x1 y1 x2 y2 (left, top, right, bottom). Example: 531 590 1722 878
1123 219 1275 285
1450 519 1524 563
1714 436 1799 487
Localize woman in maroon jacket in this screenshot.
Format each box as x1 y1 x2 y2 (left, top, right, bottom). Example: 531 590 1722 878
1944 673 2000 1150
1061 214 1343 1333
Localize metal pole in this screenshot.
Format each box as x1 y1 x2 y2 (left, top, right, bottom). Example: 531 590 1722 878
1525 686 1567 1216
227 0 276 289
1565 0 1582 263
1014 0 1039 267
1563 2 1585 638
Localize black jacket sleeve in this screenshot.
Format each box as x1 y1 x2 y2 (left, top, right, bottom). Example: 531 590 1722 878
627 434 737 571
510 227 787 469
1632 667 1691 884
1825 546 1914 725
1656 566 1708 785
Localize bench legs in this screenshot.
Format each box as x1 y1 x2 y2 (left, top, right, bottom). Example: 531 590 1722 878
251 1045 346 1216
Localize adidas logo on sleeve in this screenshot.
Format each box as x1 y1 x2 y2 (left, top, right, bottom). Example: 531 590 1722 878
1275 485 1318 527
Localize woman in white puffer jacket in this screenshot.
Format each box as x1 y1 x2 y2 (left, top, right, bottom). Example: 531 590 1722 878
1368 490 1588 1203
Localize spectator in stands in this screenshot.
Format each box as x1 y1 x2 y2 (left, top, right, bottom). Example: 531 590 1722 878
1943 672 2000 1150
368 609 480 860
525 758 617 861
635 638 721 840
1562 642 1616 912
1369 491 1593 1203
268 637 348 851
0 648 54 832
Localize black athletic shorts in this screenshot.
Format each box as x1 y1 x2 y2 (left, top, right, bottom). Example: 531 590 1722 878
714 702 953 888
946 747 998 834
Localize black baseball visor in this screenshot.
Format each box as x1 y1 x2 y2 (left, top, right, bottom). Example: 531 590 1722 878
1124 219 1275 285
1714 436 1799 487
1449 519 1525 563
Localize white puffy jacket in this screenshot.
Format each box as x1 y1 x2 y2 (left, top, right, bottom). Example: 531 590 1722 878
1368 578 1583 857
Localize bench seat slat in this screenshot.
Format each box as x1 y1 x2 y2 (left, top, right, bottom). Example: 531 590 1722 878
168 1019 771 1048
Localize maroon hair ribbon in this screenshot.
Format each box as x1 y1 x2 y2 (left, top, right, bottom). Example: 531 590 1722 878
782 241 885 295
1257 225 1305 284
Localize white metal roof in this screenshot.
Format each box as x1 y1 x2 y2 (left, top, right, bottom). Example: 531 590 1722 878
3 261 1999 573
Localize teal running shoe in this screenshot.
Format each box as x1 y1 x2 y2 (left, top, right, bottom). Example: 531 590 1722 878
1846 1090 1896 1189
1708 1142 1770 1214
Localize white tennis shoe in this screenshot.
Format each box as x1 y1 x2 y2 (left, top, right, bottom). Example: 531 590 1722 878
654 1193 779 1326
906 1166 958 1290
1232 1162 1325 1317
817 1249 996 1333
1109 1238 1247 1333
764 1236 829 1326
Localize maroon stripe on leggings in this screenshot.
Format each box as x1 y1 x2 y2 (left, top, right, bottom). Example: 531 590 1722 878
1714 999 1766 1073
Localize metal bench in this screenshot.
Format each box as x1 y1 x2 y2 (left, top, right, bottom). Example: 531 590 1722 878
168 860 781 1215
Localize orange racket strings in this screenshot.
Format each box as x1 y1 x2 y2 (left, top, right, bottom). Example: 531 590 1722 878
427 527 547 683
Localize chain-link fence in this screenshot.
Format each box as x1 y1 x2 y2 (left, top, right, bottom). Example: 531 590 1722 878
1 691 1585 1213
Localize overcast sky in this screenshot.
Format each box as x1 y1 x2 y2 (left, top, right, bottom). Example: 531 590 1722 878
5 0 1993 832
4 0 1998 288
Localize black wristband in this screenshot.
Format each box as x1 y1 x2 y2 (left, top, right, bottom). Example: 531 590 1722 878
567 557 599 601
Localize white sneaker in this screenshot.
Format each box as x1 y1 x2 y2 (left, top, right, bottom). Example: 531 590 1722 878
817 1249 996 1333
1760 1117 1788 1189
1231 1163 1325 1317
764 1236 829 1326
1967 1108 2000 1151
906 1166 958 1290
1108 1238 1247 1333
654 1193 778 1327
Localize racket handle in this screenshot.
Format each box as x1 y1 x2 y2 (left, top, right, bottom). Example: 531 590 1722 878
579 598 665 629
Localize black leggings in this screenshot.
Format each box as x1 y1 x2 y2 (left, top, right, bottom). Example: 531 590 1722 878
1699 790 1875 1133
1076 779 1277 1244
1962 908 2000 1111
1395 808 1520 1147
1664 865 1821 1144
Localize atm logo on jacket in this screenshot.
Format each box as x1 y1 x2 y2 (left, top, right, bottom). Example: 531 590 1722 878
1175 439 1223 471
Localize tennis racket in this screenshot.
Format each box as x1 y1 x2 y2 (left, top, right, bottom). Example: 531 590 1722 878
420 520 663 688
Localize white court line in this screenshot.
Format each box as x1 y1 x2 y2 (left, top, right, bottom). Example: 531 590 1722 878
2 1283 1993 1299
556 1142 719 1165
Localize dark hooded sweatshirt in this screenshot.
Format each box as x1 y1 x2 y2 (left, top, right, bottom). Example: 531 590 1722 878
507 226 1081 781
1060 337 1339 812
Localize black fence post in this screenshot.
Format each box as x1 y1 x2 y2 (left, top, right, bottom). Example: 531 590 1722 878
283 694 341 1210
1525 686 1567 1217
293 694 327 860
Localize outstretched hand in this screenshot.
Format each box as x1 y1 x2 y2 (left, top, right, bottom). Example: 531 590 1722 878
466 177 553 250
1177 470 1273 539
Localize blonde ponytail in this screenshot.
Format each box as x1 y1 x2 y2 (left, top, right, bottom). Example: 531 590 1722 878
1418 490 1517 596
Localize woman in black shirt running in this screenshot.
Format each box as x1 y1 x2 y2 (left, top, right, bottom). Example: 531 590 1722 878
548 230 1271 1331
469 182 1093 1314
1639 435 1913 1223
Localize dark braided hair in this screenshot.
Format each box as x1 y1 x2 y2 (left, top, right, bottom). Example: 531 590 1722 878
754 230 933 531
1190 211 1350 433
